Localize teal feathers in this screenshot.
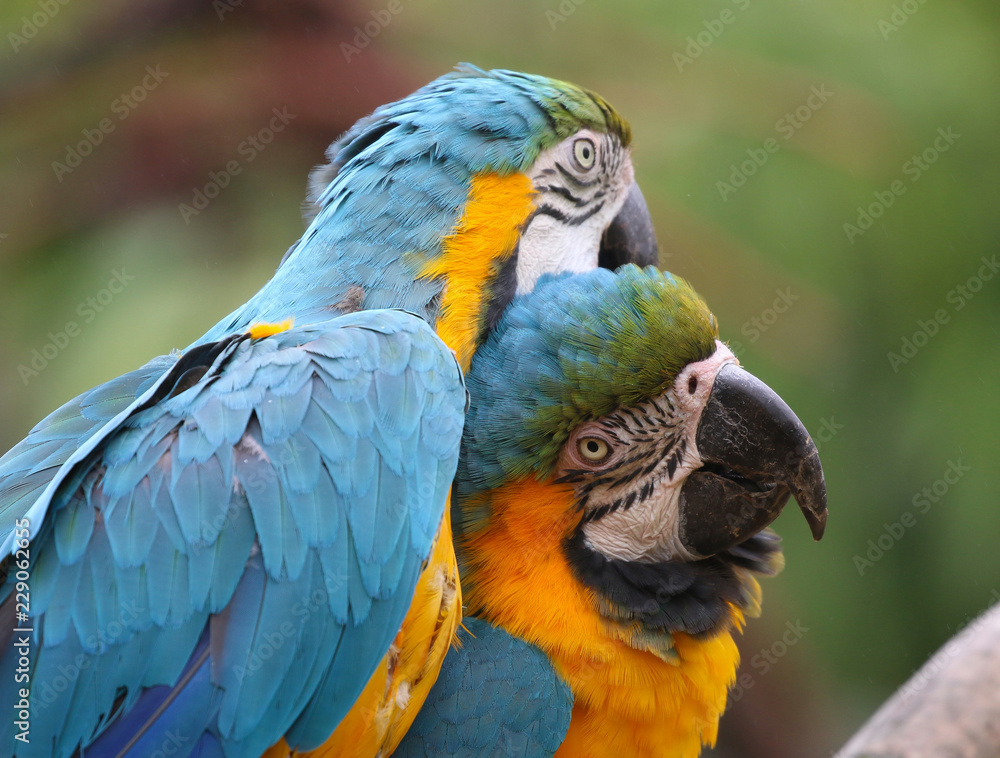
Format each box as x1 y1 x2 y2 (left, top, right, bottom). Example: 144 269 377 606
394 617 572 758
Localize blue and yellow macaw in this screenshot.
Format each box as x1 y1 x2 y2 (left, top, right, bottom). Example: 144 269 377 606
0 66 659 757
396 265 828 758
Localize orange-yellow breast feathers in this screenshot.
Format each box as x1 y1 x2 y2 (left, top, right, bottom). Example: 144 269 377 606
461 478 745 758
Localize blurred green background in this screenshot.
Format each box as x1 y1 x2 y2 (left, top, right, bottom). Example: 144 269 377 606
2 1 998 755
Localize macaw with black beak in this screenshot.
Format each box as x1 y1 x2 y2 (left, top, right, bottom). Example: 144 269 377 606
397 265 828 758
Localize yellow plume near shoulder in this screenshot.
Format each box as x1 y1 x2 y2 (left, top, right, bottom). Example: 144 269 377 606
248 318 295 340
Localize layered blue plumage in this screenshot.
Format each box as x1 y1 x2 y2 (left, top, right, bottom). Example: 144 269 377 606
0 357 173 555
0 311 465 757
200 65 624 342
0 62 626 559
393 618 572 758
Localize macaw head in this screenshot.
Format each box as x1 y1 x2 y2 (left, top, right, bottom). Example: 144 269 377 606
289 65 658 367
456 265 827 665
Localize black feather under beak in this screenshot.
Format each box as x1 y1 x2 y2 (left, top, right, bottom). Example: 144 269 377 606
598 181 659 269
679 364 828 557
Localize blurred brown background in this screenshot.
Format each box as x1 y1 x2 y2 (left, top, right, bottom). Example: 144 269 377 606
2 1 999 756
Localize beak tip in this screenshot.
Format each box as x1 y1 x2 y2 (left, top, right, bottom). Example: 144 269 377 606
805 509 828 541
794 450 828 541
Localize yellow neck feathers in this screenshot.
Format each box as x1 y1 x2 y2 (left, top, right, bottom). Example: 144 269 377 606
461 478 743 758
418 172 536 372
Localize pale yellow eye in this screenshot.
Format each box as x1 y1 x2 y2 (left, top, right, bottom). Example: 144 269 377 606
573 138 596 170
578 436 610 462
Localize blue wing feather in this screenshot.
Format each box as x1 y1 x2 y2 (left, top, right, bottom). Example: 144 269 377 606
0 309 465 758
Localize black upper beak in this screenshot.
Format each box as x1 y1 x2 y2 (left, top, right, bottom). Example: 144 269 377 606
598 181 659 270
679 363 828 557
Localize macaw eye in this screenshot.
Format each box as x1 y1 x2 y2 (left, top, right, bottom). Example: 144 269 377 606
572 138 596 171
578 436 611 462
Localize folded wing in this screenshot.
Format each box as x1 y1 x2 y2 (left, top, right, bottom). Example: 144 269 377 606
0 309 466 758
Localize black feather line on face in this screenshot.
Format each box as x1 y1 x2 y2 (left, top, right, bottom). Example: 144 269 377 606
565 395 686 516
478 136 619 343
638 479 655 503
527 201 606 227
535 184 598 207
555 161 601 188
564 529 782 639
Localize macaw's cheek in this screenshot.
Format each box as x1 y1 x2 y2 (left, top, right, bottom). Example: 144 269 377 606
512 139 652 298
471 479 582 551
458 478 586 619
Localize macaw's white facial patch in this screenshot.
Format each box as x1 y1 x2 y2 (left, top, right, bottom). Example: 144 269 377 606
569 342 739 563
515 129 634 295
